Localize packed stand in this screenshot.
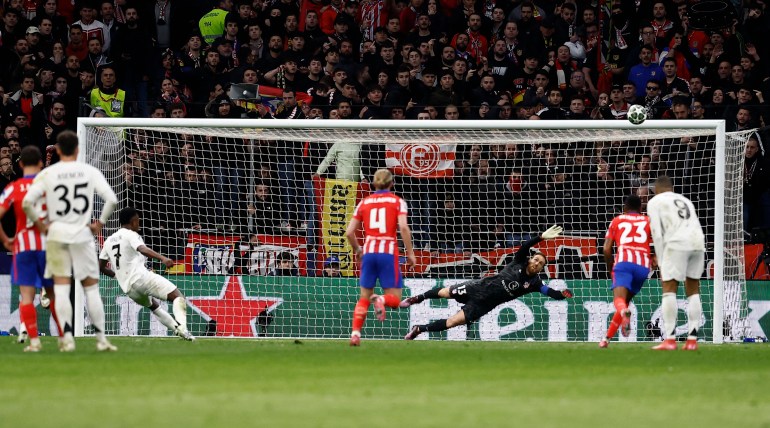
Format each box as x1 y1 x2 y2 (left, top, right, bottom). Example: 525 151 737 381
1 0 769 273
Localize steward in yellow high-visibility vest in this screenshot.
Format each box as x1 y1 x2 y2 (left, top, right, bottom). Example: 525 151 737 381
199 3 229 45
90 65 126 117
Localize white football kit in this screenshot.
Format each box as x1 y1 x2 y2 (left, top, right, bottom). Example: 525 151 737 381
23 161 118 280
647 191 706 282
100 228 176 307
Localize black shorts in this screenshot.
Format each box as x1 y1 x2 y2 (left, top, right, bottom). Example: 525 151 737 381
448 281 497 323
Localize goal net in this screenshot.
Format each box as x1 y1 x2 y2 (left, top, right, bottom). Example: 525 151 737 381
77 118 753 343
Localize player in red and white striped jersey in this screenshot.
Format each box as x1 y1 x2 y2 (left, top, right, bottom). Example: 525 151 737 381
600 194 652 348
0 147 59 352
345 169 416 346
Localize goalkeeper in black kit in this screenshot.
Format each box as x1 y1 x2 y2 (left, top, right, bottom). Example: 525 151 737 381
402 226 574 340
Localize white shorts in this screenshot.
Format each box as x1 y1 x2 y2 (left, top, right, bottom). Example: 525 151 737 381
45 240 99 281
659 249 705 282
127 272 177 307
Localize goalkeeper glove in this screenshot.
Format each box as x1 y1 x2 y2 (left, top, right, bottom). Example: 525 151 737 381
562 289 574 299
541 225 563 240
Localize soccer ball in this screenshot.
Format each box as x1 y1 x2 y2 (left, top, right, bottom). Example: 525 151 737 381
39 289 50 308
627 104 648 125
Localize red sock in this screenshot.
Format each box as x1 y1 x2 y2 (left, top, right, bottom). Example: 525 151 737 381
383 294 400 308
48 303 61 336
19 303 38 339
613 297 628 314
606 311 623 339
352 298 370 333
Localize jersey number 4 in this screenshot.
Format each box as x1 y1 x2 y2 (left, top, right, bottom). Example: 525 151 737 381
53 183 90 216
617 221 648 244
369 207 387 233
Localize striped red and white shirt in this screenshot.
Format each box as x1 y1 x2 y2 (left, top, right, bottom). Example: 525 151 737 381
352 190 408 255
605 213 652 268
0 176 46 253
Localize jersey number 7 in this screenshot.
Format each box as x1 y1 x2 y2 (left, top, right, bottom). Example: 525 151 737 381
112 244 122 269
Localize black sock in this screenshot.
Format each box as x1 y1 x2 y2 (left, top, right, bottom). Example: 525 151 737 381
423 319 448 332
422 288 441 300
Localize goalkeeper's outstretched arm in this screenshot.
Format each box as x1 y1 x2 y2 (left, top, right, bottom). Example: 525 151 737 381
543 287 574 300
514 225 563 262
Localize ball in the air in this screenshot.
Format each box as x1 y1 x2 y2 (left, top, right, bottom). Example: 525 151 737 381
627 104 647 125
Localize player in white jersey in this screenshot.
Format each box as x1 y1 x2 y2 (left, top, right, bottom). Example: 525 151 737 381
99 207 194 341
646 175 705 351
22 131 119 352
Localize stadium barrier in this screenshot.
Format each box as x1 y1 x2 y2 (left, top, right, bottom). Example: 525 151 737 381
2 277 768 341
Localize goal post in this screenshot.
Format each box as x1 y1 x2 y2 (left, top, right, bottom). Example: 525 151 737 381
76 118 752 343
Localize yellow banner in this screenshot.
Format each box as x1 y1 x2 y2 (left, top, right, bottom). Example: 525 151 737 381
321 179 357 277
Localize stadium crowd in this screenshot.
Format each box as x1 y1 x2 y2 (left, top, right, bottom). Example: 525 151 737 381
0 0 769 265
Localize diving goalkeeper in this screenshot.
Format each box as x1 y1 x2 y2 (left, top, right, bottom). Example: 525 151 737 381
401 225 573 340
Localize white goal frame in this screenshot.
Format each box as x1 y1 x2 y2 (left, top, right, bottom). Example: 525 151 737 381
76 118 733 343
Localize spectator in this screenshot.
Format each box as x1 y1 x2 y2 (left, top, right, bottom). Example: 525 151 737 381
274 88 306 119
268 251 299 276
658 29 695 81
37 0 69 44
158 78 190 114
727 106 754 132
628 44 663 99
73 2 110 53
744 134 770 233
39 99 68 149
244 180 281 234
535 88 566 119
431 194 466 252
7 73 42 124
151 104 167 118
322 255 342 277
314 140 361 182
1 8 22 48
641 80 668 119
78 66 97 98
691 98 706 119
622 81 639 106
83 37 110 72
111 5 153 118
601 83 628 120
659 57 689 105
178 167 218 231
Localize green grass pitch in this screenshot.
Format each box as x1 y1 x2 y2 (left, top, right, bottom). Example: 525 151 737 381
2 337 770 428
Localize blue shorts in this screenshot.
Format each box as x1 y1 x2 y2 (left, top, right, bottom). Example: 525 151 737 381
611 262 649 295
12 250 53 288
359 253 403 289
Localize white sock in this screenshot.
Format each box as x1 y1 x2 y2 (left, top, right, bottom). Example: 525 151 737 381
172 297 188 331
84 285 106 342
152 307 180 332
686 294 702 341
661 292 678 340
54 284 73 339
